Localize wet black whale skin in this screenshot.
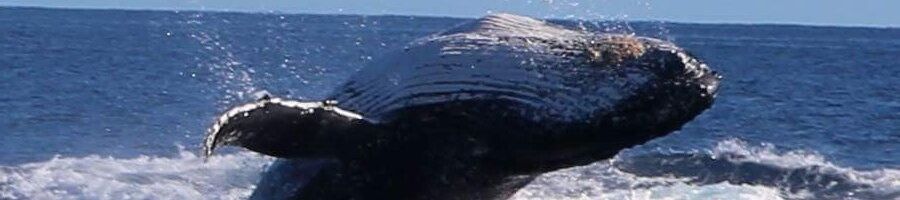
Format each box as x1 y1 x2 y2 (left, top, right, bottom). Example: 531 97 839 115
208 13 721 200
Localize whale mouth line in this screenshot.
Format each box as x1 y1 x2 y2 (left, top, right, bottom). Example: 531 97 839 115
203 98 364 159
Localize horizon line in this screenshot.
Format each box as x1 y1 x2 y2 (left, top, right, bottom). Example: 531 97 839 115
2 5 897 29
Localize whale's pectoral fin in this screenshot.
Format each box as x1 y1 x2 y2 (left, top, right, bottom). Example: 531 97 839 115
204 98 367 158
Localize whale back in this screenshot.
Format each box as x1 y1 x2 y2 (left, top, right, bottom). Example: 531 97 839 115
330 13 681 123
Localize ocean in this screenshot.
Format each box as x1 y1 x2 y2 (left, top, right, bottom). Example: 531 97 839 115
0 7 898 200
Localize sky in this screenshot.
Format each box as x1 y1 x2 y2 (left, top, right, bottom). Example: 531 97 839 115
1 0 897 27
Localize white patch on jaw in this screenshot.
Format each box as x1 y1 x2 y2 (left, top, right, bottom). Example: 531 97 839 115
203 98 364 158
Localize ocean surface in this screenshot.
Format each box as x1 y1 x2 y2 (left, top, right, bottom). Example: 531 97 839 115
1 7 898 200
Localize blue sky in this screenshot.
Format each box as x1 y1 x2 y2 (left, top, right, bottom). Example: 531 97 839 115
1 0 897 27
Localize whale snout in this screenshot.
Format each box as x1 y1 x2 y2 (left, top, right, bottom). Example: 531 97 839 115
693 62 722 103
686 60 721 99
699 69 722 98
601 45 722 137
668 48 722 101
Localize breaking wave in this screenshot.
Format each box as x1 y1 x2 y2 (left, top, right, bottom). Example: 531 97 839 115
515 139 900 200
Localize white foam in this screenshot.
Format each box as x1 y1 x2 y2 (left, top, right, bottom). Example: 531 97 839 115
514 139 900 200
0 147 273 200
709 139 900 196
1 149 781 200
710 139 829 169
2 140 897 199
512 160 784 200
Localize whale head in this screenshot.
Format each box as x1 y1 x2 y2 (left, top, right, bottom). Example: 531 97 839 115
581 35 721 139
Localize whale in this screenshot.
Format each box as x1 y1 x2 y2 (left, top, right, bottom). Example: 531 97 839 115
203 13 721 199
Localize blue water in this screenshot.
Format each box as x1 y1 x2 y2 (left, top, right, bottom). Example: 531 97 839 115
1 7 898 200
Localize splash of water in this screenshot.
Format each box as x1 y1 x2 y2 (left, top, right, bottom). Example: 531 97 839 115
514 0 669 37
0 148 273 200
184 13 261 106
1 139 897 199
512 138 900 199
512 159 784 200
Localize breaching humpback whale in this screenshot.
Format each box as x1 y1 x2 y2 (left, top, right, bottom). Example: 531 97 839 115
204 13 721 199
